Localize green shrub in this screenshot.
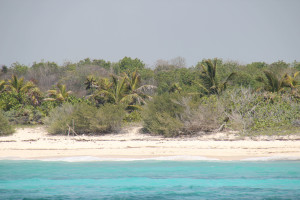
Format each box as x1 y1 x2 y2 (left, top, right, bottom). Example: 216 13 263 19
0 111 14 136
4 105 44 125
142 94 185 137
251 95 300 130
0 92 22 111
39 101 59 116
46 102 125 135
183 95 224 133
92 104 125 132
45 103 75 135
142 94 226 137
221 88 300 133
123 110 142 123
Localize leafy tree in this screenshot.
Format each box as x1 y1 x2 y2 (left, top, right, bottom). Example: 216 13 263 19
115 57 145 74
1 65 8 74
246 62 268 69
294 62 300 71
268 60 289 75
11 62 29 76
91 59 111 70
31 61 59 72
78 58 92 66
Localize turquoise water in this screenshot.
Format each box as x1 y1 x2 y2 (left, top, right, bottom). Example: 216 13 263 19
0 160 300 199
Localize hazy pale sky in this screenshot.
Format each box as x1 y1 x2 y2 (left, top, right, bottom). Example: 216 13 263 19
0 0 299 67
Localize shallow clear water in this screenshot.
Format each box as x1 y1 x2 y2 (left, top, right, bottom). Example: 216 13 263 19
0 160 300 199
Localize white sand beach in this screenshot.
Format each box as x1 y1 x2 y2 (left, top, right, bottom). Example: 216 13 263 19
1 126 300 161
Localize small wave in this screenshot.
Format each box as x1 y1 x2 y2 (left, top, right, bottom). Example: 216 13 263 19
39 155 220 162
241 156 300 161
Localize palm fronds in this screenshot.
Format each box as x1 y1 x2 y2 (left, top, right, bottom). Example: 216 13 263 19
198 59 236 95
257 71 285 93
45 84 72 102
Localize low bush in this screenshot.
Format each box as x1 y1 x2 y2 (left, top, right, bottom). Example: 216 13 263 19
123 110 142 123
183 95 225 133
0 111 14 136
46 102 125 135
142 88 300 137
4 106 44 125
142 94 184 137
142 94 226 137
221 88 300 134
93 103 125 132
0 92 22 111
251 95 299 131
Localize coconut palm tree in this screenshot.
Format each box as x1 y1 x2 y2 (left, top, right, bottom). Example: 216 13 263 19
256 71 286 93
90 71 156 108
0 80 5 93
168 83 182 94
44 84 72 102
283 71 299 90
198 59 236 95
123 70 157 104
84 75 98 90
283 71 300 98
7 75 35 94
5 75 37 103
91 75 129 105
27 87 43 106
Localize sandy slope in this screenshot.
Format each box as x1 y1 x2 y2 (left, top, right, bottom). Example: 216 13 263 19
0 126 300 161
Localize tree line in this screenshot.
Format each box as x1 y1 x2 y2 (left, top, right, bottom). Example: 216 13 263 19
0 57 299 136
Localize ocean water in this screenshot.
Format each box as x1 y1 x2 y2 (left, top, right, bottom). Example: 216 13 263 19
0 159 300 200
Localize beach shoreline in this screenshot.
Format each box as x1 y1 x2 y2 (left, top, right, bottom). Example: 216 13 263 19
1 126 300 161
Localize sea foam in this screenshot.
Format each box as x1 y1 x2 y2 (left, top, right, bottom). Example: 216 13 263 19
241 156 300 161
40 155 220 162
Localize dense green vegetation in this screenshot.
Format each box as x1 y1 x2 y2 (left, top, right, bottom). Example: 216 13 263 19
0 57 299 136
0 111 14 136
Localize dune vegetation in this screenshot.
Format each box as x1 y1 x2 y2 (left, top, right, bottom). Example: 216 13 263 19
0 57 299 136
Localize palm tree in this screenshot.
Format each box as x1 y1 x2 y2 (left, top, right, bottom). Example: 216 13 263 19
92 75 129 105
44 84 72 102
123 70 157 105
256 71 285 93
7 75 35 94
0 80 5 93
168 83 182 94
6 75 37 103
27 87 43 106
90 71 156 108
125 70 141 92
84 75 98 91
283 71 299 90
198 59 236 95
283 71 300 98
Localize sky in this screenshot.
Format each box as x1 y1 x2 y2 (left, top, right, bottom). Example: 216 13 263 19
0 0 300 67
